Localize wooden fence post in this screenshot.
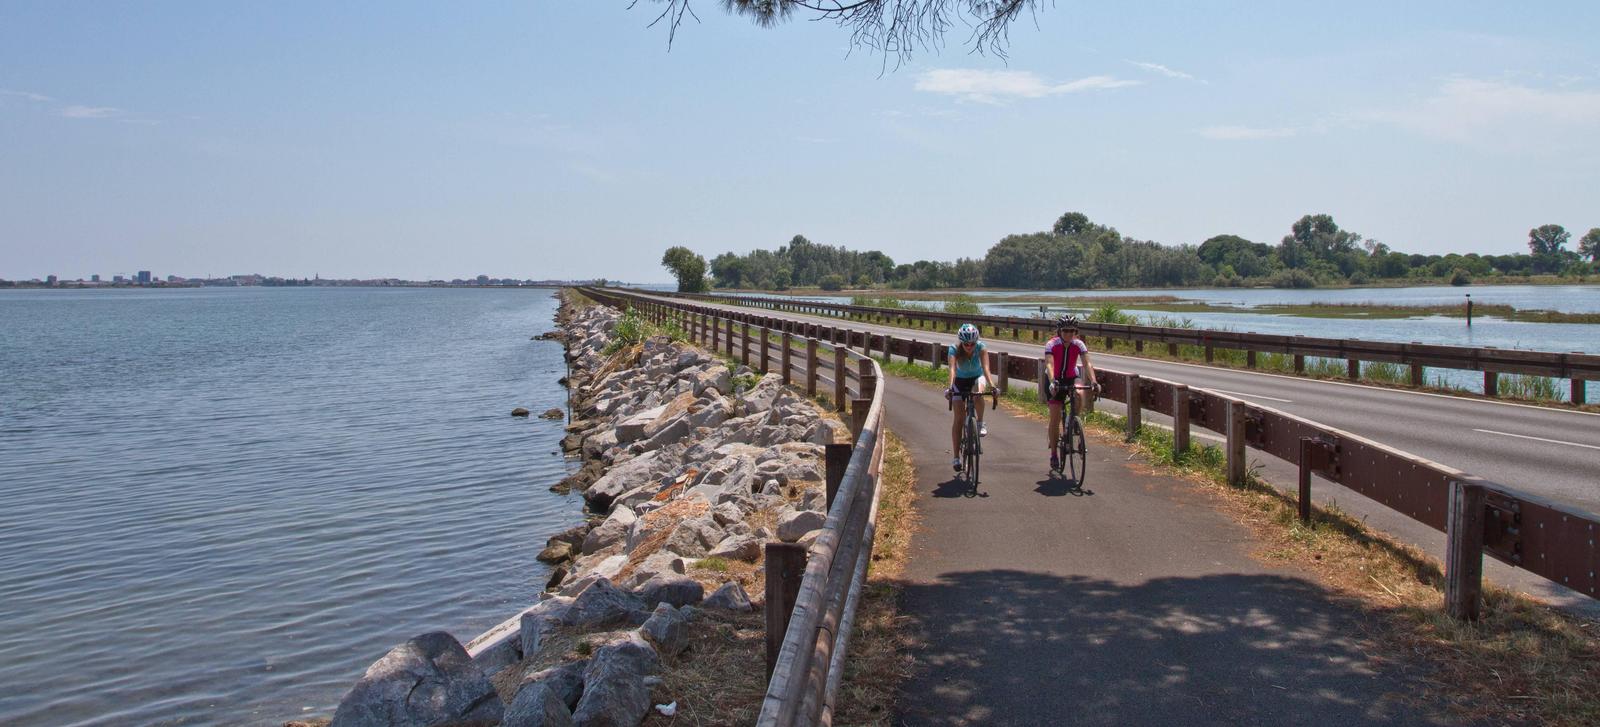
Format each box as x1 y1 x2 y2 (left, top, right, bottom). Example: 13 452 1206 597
833 346 847 411
1168 342 1178 357
1574 378 1587 405
1205 343 1214 363
1484 371 1498 397
806 338 819 397
883 334 895 363
1297 438 1315 524
726 319 736 358
760 327 771 373
1172 384 1190 460
781 331 793 385
997 351 1010 394
1347 358 1360 380
825 443 852 512
1125 373 1142 442
764 542 809 677
1226 400 1248 486
930 341 942 369
907 340 918 366
1245 350 1256 368
711 315 720 351
1410 364 1424 387
1294 354 1306 374
1445 481 1487 620
1037 356 1049 405
740 323 750 366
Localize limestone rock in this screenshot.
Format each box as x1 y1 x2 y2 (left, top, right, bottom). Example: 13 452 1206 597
329 632 502 727
581 506 636 556
537 541 575 564
561 578 649 629
571 633 661 727
513 408 531 417
703 582 753 613
634 573 704 609
736 373 784 414
501 683 573 727
707 534 761 562
518 659 587 711
776 509 826 543
639 603 691 657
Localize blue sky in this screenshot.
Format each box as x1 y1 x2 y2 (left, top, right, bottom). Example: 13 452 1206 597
2 1 1598 282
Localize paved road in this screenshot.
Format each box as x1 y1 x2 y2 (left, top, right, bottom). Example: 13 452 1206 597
627 291 1600 611
881 373 1454 726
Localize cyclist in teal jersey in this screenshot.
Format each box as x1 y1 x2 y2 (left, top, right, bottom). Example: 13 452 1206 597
945 323 994 472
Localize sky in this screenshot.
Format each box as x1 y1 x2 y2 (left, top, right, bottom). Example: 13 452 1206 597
2 1 1598 282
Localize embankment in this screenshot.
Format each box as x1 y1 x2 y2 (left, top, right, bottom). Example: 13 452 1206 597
301 292 846 727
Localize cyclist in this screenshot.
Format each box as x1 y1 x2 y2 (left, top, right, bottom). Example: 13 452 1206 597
945 323 994 472
1045 315 1099 472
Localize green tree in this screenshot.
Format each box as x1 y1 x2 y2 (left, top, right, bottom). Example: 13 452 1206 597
661 246 709 293
1527 224 1570 257
1579 228 1600 262
818 273 846 291
1053 211 1091 236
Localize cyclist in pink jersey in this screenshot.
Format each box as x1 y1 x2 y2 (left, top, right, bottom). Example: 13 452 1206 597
1044 315 1099 472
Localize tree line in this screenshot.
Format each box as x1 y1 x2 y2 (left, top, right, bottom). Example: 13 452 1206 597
660 213 1600 292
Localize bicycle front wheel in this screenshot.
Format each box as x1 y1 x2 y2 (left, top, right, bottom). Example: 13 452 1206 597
965 419 981 486
1067 417 1087 486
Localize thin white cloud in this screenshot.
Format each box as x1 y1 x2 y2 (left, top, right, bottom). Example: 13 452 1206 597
1354 78 1600 148
1127 61 1198 82
1198 125 1297 141
1 89 54 102
914 69 1140 103
59 105 124 119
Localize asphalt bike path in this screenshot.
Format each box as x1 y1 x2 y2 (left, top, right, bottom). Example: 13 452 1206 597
880 373 1454 726
634 293 1599 612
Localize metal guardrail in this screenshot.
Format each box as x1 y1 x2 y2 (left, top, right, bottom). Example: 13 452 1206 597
577 287 888 726
650 289 1600 403
596 288 1599 627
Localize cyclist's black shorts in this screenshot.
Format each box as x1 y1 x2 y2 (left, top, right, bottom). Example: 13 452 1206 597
1049 376 1078 403
953 376 980 395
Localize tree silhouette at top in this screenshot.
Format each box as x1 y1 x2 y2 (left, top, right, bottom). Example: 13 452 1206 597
632 0 1048 60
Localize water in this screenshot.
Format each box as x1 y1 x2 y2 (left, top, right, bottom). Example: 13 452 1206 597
0 287 581 726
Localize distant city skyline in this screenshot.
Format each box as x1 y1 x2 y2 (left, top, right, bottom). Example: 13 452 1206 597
3 2 1598 282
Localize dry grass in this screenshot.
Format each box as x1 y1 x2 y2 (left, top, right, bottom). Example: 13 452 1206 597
831 432 920 726
641 609 770 726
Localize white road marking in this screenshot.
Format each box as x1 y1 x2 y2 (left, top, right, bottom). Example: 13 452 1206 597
1207 388 1293 403
1472 429 1600 451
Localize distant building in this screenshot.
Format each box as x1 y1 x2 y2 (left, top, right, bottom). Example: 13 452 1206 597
47 274 58 286
476 275 490 285
91 274 100 283
137 270 152 285
113 275 126 283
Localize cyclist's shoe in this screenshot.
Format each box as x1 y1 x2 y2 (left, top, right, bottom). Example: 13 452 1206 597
951 457 963 472
979 422 988 437
1050 452 1060 473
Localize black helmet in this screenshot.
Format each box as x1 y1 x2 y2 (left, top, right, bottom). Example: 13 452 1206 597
1055 315 1079 330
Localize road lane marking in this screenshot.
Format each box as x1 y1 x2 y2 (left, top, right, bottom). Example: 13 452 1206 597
1208 388 1293 403
1472 429 1600 451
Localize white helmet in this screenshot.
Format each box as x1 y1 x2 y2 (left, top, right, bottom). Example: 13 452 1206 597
957 323 980 343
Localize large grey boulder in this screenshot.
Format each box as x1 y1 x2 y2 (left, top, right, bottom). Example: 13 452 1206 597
686 365 733 397
518 659 588 711
777 509 827 543
639 603 692 657
704 582 754 612
662 515 723 558
614 405 667 444
580 429 617 460
501 683 573 727
329 632 502 727
562 578 650 629
571 633 661 727
686 397 733 430
634 573 704 608
618 552 686 591
636 415 691 453
707 533 762 562
581 506 636 555
736 373 784 414
583 450 670 511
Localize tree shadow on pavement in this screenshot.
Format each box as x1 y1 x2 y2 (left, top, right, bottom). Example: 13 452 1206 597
896 570 1457 727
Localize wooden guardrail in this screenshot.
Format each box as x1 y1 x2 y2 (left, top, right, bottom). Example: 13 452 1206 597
577 287 888 726
599 288 1599 629
649 289 1600 404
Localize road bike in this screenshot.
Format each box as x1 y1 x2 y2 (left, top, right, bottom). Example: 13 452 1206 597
949 387 999 496
1052 380 1097 485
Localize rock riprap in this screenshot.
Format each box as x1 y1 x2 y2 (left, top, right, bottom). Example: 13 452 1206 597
318 294 847 727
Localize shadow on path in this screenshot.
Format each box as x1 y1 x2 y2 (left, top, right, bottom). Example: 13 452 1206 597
896 570 1453 727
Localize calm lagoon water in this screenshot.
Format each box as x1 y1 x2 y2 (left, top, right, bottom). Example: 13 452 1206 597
0 287 581 726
